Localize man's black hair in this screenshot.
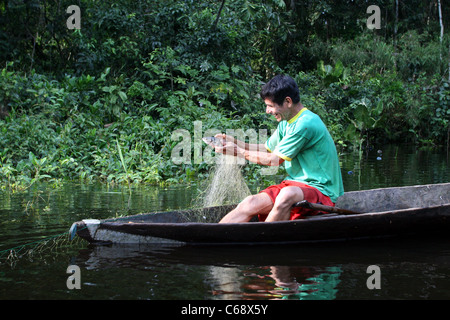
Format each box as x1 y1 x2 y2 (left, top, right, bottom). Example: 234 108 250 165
260 74 300 106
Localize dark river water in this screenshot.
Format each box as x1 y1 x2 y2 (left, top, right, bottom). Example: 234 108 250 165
0 144 449 301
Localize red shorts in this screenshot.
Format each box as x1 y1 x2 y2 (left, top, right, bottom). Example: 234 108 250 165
258 180 334 221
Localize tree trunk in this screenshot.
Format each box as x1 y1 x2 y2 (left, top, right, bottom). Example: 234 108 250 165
394 0 399 70
212 0 226 30
438 0 444 63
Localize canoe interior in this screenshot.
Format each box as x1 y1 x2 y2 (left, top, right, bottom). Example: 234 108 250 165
106 183 450 224
110 204 238 224
336 182 450 213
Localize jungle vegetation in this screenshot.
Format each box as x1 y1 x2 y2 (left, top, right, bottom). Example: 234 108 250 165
0 0 449 190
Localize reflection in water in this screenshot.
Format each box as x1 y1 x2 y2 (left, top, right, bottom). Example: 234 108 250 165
209 265 342 300
75 244 345 300
270 265 341 300
62 236 450 300
209 267 243 300
292 266 341 300
4 235 450 299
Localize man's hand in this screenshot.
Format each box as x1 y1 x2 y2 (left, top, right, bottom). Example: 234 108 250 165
212 134 244 157
214 140 244 158
214 133 235 146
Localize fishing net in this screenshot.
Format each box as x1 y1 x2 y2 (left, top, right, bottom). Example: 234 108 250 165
0 232 87 267
202 154 251 207
190 153 251 223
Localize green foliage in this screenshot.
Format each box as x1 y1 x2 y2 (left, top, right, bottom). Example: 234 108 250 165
0 0 449 190
317 60 349 87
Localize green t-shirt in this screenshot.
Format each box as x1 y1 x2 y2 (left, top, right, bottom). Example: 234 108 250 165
265 108 344 203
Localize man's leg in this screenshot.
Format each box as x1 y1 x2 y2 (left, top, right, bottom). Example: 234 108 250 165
264 186 304 222
219 192 273 223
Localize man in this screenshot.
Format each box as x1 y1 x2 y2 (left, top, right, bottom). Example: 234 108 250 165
213 74 344 223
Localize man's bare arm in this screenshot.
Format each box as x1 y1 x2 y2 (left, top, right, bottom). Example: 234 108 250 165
215 142 284 167
241 148 284 166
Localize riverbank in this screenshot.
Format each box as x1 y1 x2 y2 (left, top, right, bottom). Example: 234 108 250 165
1 66 449 193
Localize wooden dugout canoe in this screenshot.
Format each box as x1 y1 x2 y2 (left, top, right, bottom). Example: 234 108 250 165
70 183 450 245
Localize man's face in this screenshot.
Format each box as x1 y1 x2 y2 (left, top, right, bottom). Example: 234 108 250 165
264 98 290 122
